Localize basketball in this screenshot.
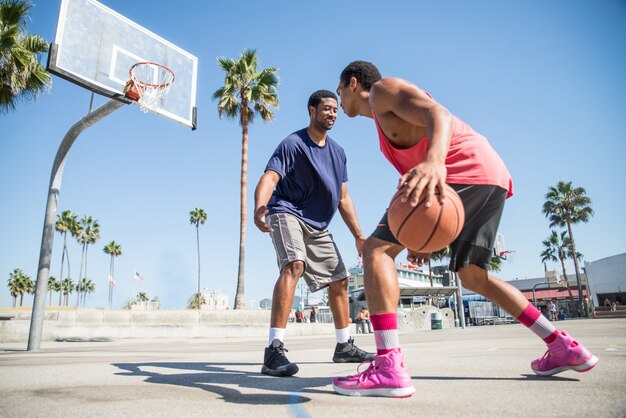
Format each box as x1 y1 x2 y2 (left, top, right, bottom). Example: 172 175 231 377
387 184 465 253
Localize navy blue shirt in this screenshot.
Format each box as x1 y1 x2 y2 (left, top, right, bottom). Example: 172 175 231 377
265 128 348 230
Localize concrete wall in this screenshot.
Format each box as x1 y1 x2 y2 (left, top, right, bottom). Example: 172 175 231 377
0 307 458 343
400 306 455 330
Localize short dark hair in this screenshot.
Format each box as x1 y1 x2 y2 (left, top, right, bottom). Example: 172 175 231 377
307 90 337 115
340 61 382 91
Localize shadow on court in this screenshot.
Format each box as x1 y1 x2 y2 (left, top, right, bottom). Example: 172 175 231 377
112 361 332 405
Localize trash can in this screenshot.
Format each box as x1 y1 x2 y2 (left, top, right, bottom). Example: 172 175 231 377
431 312 442 330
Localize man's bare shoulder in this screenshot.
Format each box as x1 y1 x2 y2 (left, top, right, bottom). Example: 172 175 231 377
370 78 427 112
372 77 420 95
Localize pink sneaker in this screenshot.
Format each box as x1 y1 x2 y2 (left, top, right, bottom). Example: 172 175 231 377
531 330 599 376
332 349 416 397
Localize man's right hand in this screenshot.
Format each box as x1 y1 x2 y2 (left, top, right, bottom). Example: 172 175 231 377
254 206 273 232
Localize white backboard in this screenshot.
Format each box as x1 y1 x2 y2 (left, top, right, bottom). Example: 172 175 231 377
48 0 198 129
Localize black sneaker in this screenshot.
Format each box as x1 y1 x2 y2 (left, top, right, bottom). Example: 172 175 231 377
261 339 299 377
332 337 376 363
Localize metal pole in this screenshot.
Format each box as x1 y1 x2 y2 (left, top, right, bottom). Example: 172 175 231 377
454 272 466 329
27 99 125 351
532 282 549 309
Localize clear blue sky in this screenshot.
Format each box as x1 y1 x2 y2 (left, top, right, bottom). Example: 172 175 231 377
2 0 625 309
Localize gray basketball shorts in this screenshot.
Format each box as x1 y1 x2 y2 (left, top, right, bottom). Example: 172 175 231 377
266 213 348 292
371 184 507 272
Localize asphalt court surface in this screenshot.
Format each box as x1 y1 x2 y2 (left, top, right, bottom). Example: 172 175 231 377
1 318 624 417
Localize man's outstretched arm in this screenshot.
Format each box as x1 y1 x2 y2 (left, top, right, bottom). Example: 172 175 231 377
338 182 366 256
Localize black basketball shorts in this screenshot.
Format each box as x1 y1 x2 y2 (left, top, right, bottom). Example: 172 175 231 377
371 184 508 272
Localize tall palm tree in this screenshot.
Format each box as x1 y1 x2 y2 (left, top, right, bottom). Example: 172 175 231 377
540 230 577 306
0 0 51 113
55 210 81 298
189 208 207 309
543 181 593 313
47 275 59 306
212 49 279 309
76 215 100 305
103 240 122 309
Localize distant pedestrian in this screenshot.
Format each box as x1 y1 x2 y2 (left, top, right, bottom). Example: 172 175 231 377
289 309 296 323
310 306 318 323
356 308 373 333
549 300 558 321
295 307 304 323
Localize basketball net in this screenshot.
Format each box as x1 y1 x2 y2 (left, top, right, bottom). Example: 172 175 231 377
125 62 175 113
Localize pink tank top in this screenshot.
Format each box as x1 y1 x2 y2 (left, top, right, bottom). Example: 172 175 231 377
374 113 513 198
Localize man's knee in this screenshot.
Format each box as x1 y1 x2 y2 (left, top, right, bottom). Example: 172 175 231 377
363 236 382 258
458 264 488 293
280 260 305 280
329 277 348 295
363 236 403 263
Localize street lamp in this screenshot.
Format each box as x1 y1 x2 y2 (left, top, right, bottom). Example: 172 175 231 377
532 282 550 309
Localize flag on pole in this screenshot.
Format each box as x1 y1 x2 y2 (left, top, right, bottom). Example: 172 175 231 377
134 272 144 282
108 275 116 285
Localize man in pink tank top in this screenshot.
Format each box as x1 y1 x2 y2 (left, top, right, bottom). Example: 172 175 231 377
331 61 597 398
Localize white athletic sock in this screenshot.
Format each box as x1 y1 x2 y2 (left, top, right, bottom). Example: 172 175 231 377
268 327 285 346
335 327 350 344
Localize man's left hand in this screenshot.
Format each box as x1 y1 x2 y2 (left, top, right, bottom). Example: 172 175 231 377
407 250 429 267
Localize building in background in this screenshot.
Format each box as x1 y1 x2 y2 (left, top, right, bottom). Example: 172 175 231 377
585 253 626 315
503 274 588 317
201 290 229 310
348 264 454 320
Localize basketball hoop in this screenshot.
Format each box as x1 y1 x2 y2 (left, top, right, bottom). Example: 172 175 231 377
124 62 175 113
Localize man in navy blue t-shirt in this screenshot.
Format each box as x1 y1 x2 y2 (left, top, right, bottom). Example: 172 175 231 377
254 90 374 377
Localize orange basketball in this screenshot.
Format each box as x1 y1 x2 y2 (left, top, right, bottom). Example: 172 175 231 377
387 184 465 253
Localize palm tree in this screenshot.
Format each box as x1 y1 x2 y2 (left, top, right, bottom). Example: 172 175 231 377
20 272 34 306
76 278 95 307
487 255 503 273
7 268 22 307
47 275 59 306
76 216 100 305
540 230 578 306
60 277 74 306
103 240 122 309
429 247 451 287
136 292 149 303
543 181 593 313
0 0 51 113
9 268 34 306
212 49 279 309
189 208 207 310
55 210 81 299
187 292 206 310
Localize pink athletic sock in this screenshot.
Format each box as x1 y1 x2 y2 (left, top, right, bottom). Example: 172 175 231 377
370 312 400 355
516 304 559 344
